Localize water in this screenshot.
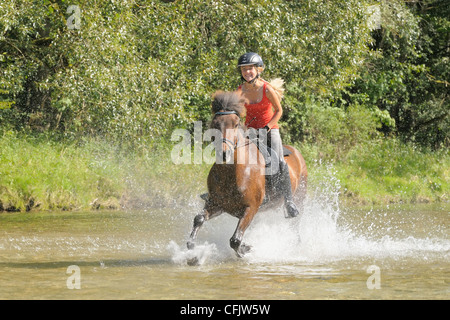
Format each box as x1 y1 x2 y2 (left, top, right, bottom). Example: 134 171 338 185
0 197 448 300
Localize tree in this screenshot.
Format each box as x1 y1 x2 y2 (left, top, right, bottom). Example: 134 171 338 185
345 0 449 149
3 0 445 151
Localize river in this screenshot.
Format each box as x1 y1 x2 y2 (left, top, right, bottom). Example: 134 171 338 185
0 196 448 300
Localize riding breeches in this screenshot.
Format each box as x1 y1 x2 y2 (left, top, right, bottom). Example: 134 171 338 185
268 129 284 163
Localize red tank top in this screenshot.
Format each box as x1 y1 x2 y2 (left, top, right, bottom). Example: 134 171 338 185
238 82 279 129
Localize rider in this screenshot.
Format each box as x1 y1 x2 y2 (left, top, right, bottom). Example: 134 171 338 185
236 52 299 218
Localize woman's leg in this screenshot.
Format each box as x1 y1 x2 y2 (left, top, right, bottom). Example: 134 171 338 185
270 130 299 218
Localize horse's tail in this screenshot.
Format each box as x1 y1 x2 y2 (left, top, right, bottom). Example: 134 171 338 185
267 78 285 100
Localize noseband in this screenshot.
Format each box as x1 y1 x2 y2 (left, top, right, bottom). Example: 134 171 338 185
215 111 240 116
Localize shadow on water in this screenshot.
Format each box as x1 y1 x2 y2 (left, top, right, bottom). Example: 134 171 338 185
0 257 172 269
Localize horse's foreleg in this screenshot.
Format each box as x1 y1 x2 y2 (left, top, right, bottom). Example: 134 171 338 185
187 209 221 250
230 206 258 257
187 212 205 250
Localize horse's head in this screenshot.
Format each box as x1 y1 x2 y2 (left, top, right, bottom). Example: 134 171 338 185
210 91 247 163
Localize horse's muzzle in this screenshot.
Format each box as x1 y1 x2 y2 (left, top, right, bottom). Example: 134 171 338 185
221 138 235 163
223 147 233 163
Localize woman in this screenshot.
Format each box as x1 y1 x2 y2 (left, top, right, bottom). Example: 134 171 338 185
236 52 299 218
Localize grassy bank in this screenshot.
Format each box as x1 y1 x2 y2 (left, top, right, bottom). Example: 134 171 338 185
0 131 448 212
0 131 209 212
301 140 449 205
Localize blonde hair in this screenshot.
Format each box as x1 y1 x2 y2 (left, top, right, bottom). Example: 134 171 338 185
265 78 285 100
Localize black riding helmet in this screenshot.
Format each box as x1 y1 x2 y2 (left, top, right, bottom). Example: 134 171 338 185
237 52 264 68
237 52 264 84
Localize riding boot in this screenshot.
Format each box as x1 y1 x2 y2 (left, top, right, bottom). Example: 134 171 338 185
279 161 299 218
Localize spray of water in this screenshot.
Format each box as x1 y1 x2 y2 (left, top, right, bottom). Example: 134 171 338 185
169 163 449 266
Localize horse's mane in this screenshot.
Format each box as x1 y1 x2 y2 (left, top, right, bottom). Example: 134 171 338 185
211 90 247 118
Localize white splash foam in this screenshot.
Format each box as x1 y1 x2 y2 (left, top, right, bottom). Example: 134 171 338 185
243 199 450 264
168 240 223 266
169 163 449 265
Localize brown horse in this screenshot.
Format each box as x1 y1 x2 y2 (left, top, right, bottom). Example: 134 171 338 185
187 91 307 260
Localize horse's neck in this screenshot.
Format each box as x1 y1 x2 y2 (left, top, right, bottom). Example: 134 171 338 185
235 129 264 167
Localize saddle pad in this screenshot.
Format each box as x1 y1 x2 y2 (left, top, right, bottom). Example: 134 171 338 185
283 146 292 157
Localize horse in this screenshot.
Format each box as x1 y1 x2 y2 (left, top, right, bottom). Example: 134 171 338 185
187 90 307 261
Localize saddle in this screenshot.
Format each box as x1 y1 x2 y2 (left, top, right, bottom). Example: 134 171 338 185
247 131 291 172
248 135 291 205
258 144 292 169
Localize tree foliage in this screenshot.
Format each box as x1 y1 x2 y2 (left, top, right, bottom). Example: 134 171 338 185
344 0 449 149
0 0 448 151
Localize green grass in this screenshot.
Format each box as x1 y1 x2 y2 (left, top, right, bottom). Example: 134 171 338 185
0 130 210 212
0 131 125 211
331 139 449 205
0 131 448 212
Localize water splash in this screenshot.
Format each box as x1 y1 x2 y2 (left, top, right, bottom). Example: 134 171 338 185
169 162 449 266
244 204 449 264
168 241 221 266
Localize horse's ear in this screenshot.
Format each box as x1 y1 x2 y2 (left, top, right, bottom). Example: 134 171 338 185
212 90 225 100
211 90 247 117
211 90 225 113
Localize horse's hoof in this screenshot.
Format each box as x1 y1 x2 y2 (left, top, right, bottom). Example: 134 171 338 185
285 212 298 219
285 201 299 218
187 256 199 266
230 238 252 257
187 241 195 250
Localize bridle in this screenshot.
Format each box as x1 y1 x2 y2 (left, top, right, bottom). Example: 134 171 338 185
214 110 241 151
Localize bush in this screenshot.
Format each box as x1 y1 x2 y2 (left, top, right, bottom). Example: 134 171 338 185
1 0 372 146
290 98 381 160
